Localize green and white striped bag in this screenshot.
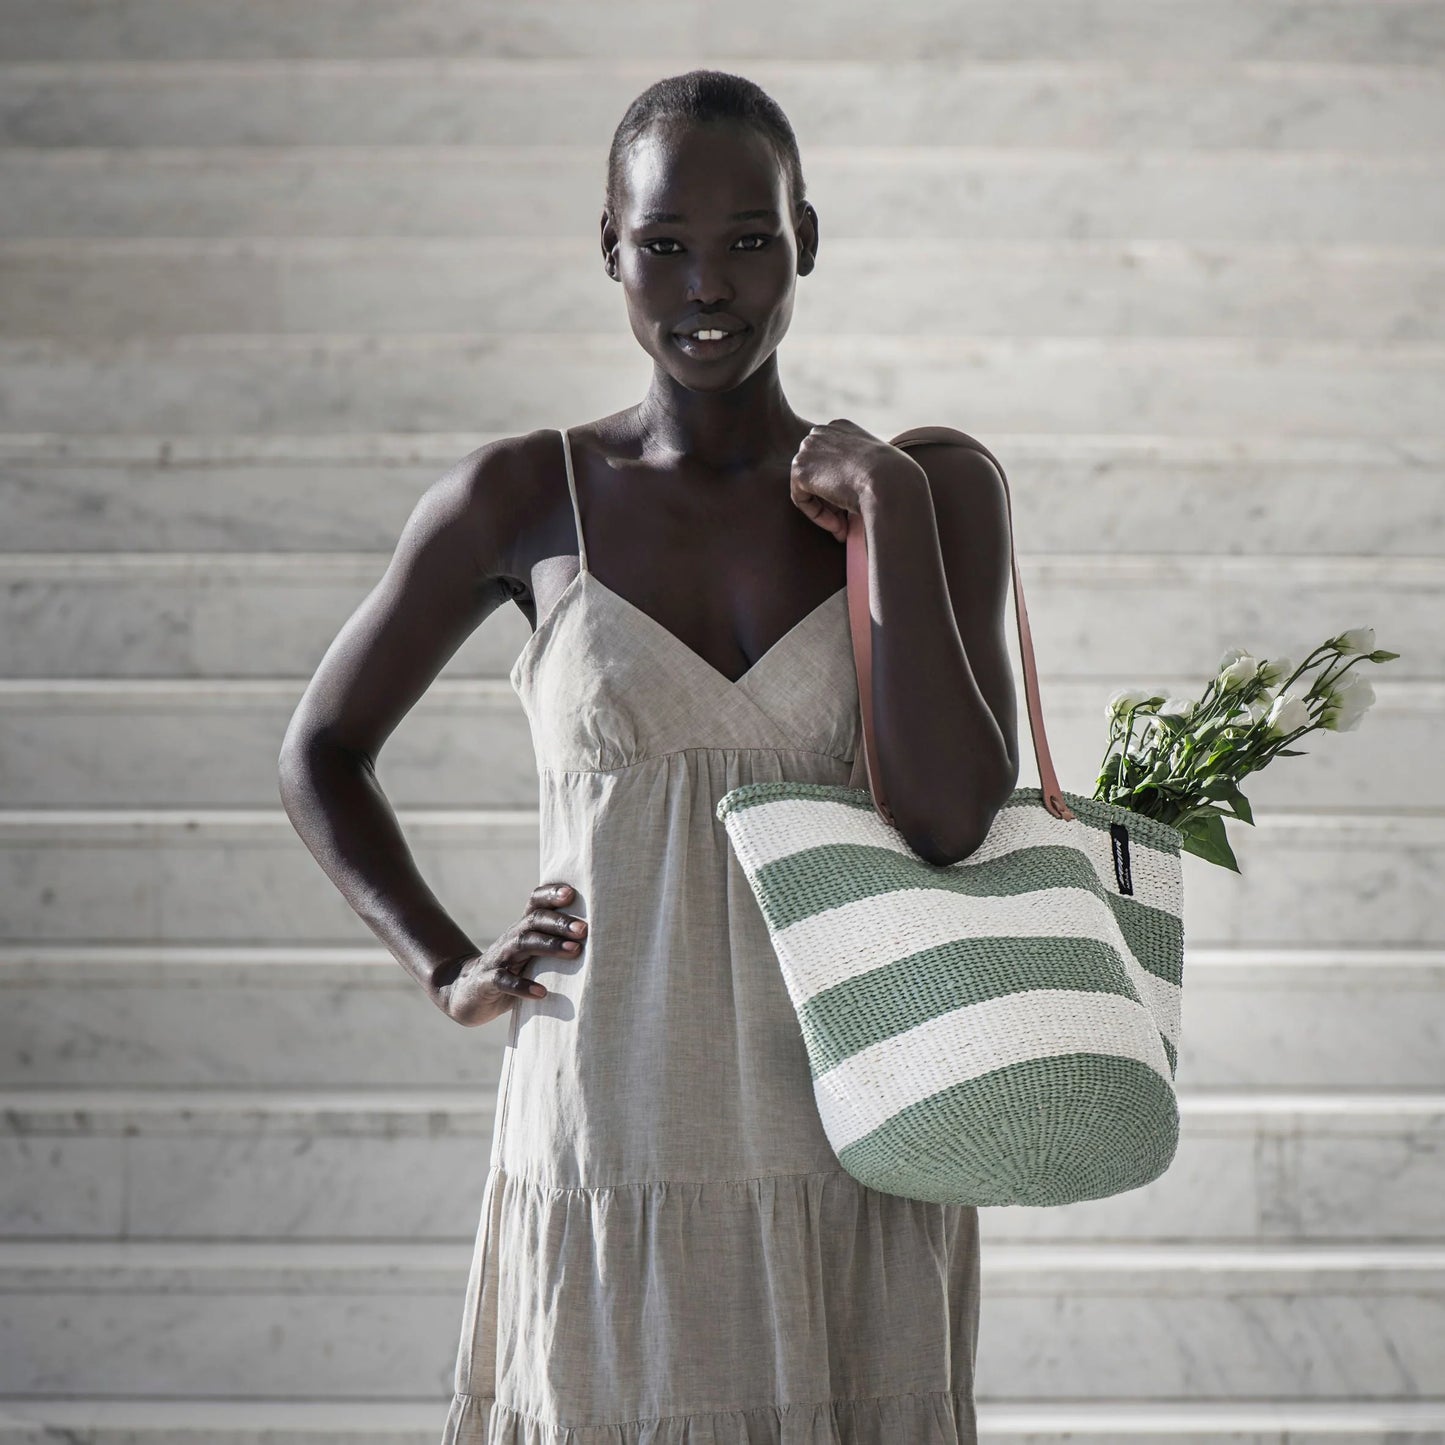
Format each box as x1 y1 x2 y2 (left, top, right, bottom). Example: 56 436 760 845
716 428 1185 1208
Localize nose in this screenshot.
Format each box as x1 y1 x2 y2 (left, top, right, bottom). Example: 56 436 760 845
686 257 735 305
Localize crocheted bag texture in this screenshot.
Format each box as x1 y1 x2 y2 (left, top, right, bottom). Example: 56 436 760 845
716 782 1185 1208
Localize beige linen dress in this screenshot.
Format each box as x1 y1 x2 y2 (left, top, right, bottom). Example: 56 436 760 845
441 427 982 1444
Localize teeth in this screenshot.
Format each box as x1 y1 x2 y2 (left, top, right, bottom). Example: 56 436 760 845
690 329 728 341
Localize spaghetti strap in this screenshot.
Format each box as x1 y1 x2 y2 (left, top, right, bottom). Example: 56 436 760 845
559 427 588 573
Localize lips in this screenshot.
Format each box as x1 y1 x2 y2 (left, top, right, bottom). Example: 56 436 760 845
672 328 748 359
673 316 748 340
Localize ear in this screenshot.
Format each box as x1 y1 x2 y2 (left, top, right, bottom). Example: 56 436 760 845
600 209 621 281
795 201 819 278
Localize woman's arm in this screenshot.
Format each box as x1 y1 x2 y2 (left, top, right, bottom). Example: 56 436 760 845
859 437 1020 865
276 437 531 1007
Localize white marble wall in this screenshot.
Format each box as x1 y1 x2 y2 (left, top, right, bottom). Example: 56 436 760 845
1 1 1442 1438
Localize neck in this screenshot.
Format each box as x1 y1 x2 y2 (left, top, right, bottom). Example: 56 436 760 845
634 353 807 473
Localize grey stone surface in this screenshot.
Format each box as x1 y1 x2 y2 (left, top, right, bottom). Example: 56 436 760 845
1 809 1442 947
0 551 1433 678
3 0 1442 63
1 60 1440 152
3 150 1440 243
1 1240 1441 1398
6 237 1445 341
0 678 1430 809
4 334 1443 437
2 3 1441 1428
1 1090 1440 1243
3 435 1442 555
1 947 1439 1089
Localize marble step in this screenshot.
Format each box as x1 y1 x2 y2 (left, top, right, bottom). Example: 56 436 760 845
0 679 534 809
2 678 1430 811
3 1086 1441 1243
0 548 1429 680
3 1397 1445 1445
2 59 1441 152
2 433 1441 557
0 808 1441 949
7 943 1440 1089
1 944 1440 1091
2 148 1440 245
4 335 1441 438
4 0 1440 64
1 1238 1441 1400
8 237 1444 342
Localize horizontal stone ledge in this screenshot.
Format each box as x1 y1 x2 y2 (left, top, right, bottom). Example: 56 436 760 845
2 1084 1441 1127
2 806 1440 840
1 1395 1443 1436
7 331 1445 361
5 940 1441 973
3 0 1438 65
3 1236 1444 1287
4 431 1437 466
4 148 1436 247
11 676 1424 705
6 144 1445 166
6 239 1442 344
0 548 1437 586
0 678 1429 708
5 236 1445 259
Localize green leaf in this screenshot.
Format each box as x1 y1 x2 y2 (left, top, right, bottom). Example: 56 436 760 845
1177 811 1241 873
1274 748 1307 757
1226 784 1254 825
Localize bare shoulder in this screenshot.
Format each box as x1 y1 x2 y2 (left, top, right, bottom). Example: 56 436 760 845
891 424 1004 480
423 426 568 582
892 424 1008 510
891 425 1012 576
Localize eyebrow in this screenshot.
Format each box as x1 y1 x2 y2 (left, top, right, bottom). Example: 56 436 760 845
637 207 780 225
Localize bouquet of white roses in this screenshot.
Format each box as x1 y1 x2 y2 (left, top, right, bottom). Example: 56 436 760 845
1094 626 1398 872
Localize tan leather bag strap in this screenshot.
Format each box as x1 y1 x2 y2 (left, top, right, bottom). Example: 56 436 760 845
847 426 1075 826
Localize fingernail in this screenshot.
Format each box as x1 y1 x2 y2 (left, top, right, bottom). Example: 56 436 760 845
570 920 585 933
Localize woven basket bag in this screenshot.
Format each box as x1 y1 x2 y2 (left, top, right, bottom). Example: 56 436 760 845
716 426 1186 1208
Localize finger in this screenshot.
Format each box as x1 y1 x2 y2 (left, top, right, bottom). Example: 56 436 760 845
495 968 546 999
516 929 584 959
525 909 587 952
531 907 587 938
532 881 574 906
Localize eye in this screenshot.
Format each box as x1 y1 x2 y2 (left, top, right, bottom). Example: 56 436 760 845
638 235 773 256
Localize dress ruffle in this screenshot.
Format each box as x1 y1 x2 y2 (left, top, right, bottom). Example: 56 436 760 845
443 1166 980 1444
443 1385 976 1443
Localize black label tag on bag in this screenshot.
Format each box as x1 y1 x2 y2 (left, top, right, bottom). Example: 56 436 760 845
1109 822 1134 895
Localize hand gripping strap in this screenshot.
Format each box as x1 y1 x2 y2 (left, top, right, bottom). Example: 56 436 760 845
847 427 1075 827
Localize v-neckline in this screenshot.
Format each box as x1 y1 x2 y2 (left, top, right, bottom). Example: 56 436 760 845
587 570 848 688
509 566 848 693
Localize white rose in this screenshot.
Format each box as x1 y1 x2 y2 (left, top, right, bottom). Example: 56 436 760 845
1322 673 1376 732
1257 657 1294 688
1105 687 1155 722
1158 697 1196 720
1332 627 1376 657
1265 690 1312 738
1218 653 1259 692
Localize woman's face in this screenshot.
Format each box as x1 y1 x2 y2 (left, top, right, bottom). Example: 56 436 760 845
603 120 816 393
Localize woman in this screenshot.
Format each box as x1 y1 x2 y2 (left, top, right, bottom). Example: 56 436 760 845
279 68 1019 1445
